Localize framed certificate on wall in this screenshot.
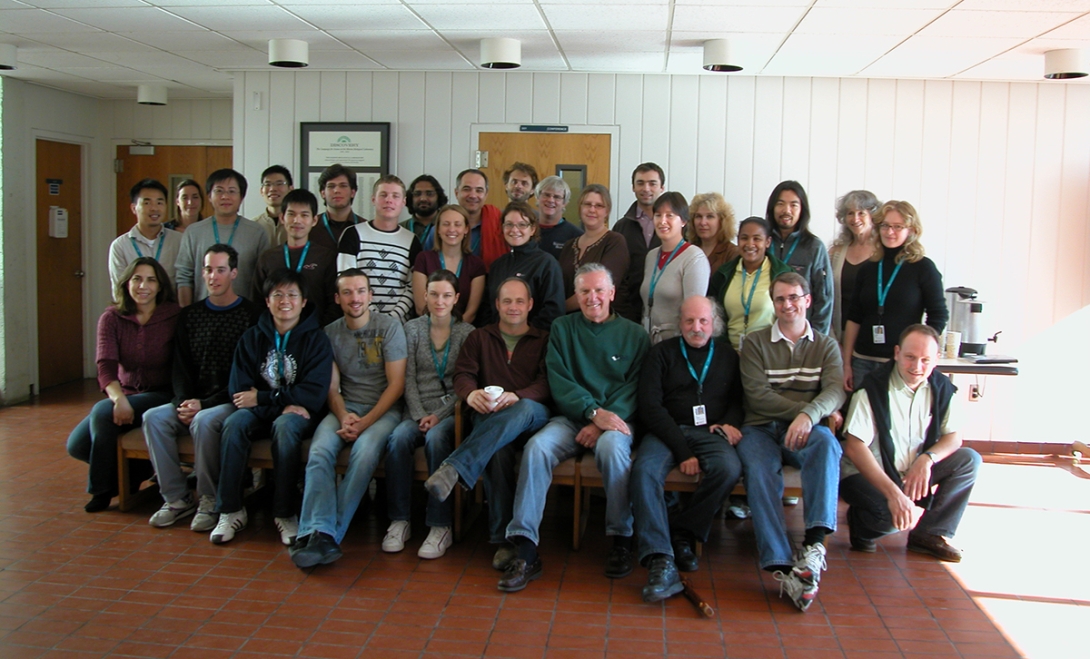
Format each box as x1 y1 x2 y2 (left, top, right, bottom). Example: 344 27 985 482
300 122 390 220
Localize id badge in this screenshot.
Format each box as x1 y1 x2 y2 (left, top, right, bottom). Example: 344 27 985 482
693 405 707 426
872 325 886 344
737 334 745 351
440 394 453 406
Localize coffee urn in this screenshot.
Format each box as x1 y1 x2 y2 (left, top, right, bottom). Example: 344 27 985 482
945 286 989 355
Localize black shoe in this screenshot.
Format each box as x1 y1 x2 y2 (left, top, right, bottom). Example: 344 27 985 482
84 493 112 513
291 532 342 569
849 532 877 553
642 555 684 603
604 545 633 579
497 557 542 592
672 534 699 572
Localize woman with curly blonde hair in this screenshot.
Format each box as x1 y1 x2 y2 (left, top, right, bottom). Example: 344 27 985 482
687 192 739 274
841 200 948 391
828 190 880 341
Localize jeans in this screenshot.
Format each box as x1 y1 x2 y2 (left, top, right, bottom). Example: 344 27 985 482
297 403 402 544
443 399 551 542
506 415 634 546
217 408 319 517
851 356 888 390
631 428 742 565
143 402 234 503
735 420 842 570
840 447 981 541
386 416 456 529
66 391 172 496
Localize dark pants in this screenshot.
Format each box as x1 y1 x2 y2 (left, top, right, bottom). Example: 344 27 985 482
216 409 320 517
839 447 981 541
66 392 171 496
631 428 742 565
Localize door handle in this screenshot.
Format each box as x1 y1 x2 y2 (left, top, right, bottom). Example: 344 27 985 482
74 270 85 277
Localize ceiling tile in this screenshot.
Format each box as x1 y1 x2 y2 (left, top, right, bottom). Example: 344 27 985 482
163 4 314 31
363 49 475 70
146 0 273 5
14 31 155 52
50 7 204 32
566 50 665 72
862 35 1023 77
18 49 116 68
173 48 268 68
114 30 243 51
814 0 953 7
955 0 1090 10
763 32 905 76
554 30 668 51
283 3 427 30
796 6 947 35
216 30 343 50
1039 13 1090 40
671 4 809 32
16 0 147 7
0 8 102 32
411 3 545 30
955 50 1047 80
918 9 1082 39
542 4 669 30
329 29 449 50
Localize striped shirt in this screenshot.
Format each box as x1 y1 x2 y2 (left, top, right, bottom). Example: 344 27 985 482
337 221 422 323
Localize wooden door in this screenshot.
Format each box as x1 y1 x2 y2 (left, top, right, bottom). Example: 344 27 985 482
477 132 611 226
115 145 232 236
37 139 85 389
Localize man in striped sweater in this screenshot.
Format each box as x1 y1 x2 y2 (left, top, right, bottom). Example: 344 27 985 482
737 272 845 613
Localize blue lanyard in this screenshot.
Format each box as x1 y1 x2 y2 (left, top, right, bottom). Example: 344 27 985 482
321 212 356 243
740 263 763 329
283 241 311 273
680 338 714 400
647 240 686 308
273 330 291 384
439 252 463 277
876 259 905 316
470 226 481 254
130 232 165 261
212 217 240 246
428 318 452 393
781 235 801 264
422 223 435 249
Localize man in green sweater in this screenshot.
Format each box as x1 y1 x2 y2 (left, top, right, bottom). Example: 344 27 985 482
737 272 845 613
498 263 651 592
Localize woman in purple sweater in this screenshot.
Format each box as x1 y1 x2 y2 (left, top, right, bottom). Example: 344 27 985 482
67 257 181 512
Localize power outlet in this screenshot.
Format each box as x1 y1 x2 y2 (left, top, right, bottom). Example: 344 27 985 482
968 384 983 401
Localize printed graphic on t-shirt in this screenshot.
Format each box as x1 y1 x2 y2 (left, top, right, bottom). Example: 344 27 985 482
353 329 385 368
260 349 296 388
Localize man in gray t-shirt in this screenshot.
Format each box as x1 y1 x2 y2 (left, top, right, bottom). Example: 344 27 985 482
290 268 408 569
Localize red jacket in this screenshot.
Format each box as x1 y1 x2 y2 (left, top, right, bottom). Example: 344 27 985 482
453 324 550 405
479 204 507 271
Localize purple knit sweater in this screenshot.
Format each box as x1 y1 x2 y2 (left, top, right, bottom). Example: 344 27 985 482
95 302 181 395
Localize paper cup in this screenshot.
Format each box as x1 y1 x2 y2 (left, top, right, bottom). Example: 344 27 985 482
944 331 961 359
484 386 503 400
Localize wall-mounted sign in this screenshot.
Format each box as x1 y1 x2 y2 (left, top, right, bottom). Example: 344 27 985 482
46 178 62 195
520 125 569 133
300 122 391 221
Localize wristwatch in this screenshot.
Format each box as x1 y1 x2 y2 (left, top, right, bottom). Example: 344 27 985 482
923 451 937 463
585 407 599 421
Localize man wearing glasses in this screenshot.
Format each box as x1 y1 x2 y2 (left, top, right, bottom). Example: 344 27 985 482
175 168 270 306
253 165 294 246
736 272 845 613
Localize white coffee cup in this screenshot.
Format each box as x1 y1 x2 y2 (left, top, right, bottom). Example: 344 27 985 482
483 386 504 409
944 331 961 359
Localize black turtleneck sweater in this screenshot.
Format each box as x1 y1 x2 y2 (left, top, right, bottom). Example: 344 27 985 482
847 246 948 359
483 241 566 331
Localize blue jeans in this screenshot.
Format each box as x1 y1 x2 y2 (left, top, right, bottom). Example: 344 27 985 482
386 416 456 529
631 428 742 565
297 403 402 544
506 416 634 546
736 420 842 570
851 356 887 391
143 402 234 503
443 400 550 542
217 408 319 517
66 391 172 496
840 447 981 541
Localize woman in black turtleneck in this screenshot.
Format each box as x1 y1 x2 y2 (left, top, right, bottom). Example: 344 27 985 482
481 201 565 330
842 200 948 392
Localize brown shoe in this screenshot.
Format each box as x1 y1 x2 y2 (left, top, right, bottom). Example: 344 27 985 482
906 532 962 562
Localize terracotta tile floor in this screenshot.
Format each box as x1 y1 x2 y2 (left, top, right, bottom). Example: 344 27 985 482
1 380 1085 659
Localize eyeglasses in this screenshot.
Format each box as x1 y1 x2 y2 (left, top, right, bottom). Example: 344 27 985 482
580 202 607 210
503 222 532 231
261 181 288 189
211 187 240 196
773 294 807 305
270 292 301 301
540 192 566 202
880 223 909 232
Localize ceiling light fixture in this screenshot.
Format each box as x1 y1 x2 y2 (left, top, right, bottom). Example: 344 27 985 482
703 39 742 72
1044 48 1087 80
0 43 17 71
269 39 309 68
480 38 521 69
137 84 168 106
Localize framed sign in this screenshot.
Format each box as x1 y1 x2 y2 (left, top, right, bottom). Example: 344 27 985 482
300 122 390 220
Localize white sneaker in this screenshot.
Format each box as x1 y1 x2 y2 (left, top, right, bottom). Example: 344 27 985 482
190 495 217 532
148 494 196 527
774 570 818 612
793 543 828 585
417 526 452 559
210 508 247 544
275 515 298 546
382 520 411 553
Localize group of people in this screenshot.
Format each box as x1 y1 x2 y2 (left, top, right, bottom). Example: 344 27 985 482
67 159 980 613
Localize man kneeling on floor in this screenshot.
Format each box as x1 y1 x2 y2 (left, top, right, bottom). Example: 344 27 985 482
631 296 744 602
840 324 980 562
497 263 650 592
424 277 552 570
214 269 333 545
291 269 407 568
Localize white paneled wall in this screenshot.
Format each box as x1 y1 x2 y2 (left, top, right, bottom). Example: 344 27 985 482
106 98 232 141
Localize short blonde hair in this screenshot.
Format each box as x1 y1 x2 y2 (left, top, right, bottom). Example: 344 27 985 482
686 192 736 246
